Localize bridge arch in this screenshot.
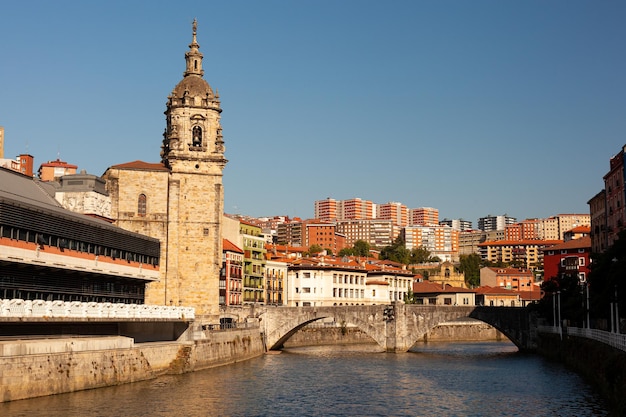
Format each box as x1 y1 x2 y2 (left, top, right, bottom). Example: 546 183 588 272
261 306 389 351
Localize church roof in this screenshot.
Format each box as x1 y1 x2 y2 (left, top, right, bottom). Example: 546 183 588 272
170 19 215 100
172 74 214 99
108 160 168 171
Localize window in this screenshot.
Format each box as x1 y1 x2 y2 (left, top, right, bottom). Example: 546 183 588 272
138 194 147 217
579 257 585 266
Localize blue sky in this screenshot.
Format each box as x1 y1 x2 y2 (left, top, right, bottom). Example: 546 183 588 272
1 1 624 226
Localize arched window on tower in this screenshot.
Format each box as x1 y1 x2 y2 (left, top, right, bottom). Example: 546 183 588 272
192 126 202 147
138 194 147 217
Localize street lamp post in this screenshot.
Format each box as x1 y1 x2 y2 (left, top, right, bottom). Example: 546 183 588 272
586 282 590 330
615 285 619 334
557 291 562 340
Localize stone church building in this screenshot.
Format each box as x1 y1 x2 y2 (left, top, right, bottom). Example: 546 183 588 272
103 20 226 316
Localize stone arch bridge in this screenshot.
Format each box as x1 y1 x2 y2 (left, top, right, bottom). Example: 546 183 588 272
220 304 538 353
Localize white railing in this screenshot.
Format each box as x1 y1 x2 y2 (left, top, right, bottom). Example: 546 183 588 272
538 324 626 352
567 326 626 352
0 299 194 320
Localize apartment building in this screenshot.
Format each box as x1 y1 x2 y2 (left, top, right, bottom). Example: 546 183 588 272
439 218 472 231
479 267 535 291
411 282 476 306
403 224 459 262
304 222 340 252
477 239 562 271
239 221 267 304
409 207 439 226
588 190 608 253
458 230 486 256
604 145 626 248
376 201 409 226
265 258 287 305
38 159 78 182
364 261 414 303
336 219 398 248
542 236 591 283
0 153 34 177
276 220 345 253
221 239 243 306
477 215 516 232
286 257 389 306
314 198 338 222
505 219 540 241
536 214 591 241
337 198 375 221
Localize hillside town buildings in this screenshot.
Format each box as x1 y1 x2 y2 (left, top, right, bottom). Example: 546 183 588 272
3 19 623 320
480 267 535 291
588 144 626 252
542 236 592 283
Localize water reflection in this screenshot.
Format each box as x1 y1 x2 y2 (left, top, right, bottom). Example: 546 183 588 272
0 341 608 417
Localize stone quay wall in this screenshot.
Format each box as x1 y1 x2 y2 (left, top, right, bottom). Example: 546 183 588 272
537 332 626 416
0 329 265 403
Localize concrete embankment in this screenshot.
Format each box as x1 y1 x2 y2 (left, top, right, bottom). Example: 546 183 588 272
537 332 626 416
0 328 265 403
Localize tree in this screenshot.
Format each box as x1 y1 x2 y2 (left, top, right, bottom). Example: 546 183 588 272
353 240 371 257
409 247 431 264
337 240 370 258
338 247 354 257
404 287 417 304
586 229 626 326
459 253 481 287
307 244 324 256
379 235 410 264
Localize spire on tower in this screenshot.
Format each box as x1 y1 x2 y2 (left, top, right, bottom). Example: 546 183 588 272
184 18 204 77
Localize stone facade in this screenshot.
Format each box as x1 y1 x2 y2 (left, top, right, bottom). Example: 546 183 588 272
103 20 226 316
428 261 467 288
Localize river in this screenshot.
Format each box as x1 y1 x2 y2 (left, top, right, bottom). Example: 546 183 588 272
1 341 609 416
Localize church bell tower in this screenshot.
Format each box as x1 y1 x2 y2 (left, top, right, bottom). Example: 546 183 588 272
160 19 227 316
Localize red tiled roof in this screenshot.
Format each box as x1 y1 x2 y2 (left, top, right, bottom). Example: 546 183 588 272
478 239 562 247
39 159 78 169
474 286 518 295
223 239 243 253
412 281 475 294
568 225 591 234
109 160 168 171
484 267 533 276
543 236 591 251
